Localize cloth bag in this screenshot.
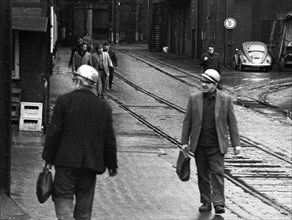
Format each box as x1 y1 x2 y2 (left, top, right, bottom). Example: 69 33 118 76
176 149 191 181
36 162 53 203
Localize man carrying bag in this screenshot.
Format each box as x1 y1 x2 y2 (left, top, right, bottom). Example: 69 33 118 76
176 148 191 182
42 65 118 220
180 69 241 214
36 162 53 203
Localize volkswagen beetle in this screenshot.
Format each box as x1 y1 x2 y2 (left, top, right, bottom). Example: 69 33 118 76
233 41 272 71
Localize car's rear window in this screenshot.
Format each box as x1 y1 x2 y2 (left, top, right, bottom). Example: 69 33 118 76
246 44 265 52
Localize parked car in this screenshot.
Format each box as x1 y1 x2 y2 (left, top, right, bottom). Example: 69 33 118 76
233 41 272 71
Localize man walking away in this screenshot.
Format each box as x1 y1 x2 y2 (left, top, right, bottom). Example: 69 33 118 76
42 65 118 220
103 41 118 89
181 69 241 214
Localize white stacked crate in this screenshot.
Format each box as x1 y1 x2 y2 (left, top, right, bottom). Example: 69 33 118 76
19 102 43 131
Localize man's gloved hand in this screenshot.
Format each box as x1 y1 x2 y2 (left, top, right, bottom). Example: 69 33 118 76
204 56 208 61
234 146 241 155
109 168 117 177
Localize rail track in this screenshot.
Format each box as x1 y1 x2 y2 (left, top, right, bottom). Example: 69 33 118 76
234 82 292 121
106 87 291 216
105 49 292 216
117 49 291 125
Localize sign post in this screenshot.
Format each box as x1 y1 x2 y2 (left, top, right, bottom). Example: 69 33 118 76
224 17 236 67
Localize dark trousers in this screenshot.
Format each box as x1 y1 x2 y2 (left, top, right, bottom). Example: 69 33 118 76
99 70 107 96
52 166 97 220
194 145 225 207
109 70 114 88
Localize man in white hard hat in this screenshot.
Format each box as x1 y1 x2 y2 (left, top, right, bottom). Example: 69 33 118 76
181 69 241 214
42 65 117 219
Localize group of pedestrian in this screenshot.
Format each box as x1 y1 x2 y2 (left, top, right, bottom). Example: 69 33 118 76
42 41 241 219
68 31 118 98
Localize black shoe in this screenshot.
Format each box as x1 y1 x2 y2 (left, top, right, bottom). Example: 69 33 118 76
215 205 225 214
199 203 212 212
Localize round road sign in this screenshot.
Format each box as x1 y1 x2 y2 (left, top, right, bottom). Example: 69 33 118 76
224 17 237 29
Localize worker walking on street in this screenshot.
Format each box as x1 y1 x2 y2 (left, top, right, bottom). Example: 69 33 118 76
72 42 92 72
92 44 113 98
200 46 221 75
181 69 241 214
68 37 83 69
42 65 117 220
82 30 93 53
103 41 118 89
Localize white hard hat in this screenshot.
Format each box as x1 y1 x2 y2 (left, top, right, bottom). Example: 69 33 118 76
75 65 99 83
201 69 220 84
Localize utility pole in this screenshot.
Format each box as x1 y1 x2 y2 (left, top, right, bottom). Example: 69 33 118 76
116 1 120 43
112 0 116 43
224 0 234 67
0 0 12 195
135 0 140 41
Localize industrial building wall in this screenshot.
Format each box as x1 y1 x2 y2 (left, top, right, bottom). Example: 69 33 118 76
167 1 189 55
12 31 48 103
252 0 292 43
183 0 193 57
166 0 292 65
200 0 227 59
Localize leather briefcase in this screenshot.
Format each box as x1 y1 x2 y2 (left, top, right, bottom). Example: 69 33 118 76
36 162 53 203
176 149 191 181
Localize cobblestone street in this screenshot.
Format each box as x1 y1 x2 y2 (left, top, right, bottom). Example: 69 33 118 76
3 44 291 220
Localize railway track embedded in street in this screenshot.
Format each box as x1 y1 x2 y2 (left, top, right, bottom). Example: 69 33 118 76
106 64 292 216
117 49 291 125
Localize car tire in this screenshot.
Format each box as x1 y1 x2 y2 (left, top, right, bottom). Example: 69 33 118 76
233 58 237 70
239 61 244 71
279 57 285 71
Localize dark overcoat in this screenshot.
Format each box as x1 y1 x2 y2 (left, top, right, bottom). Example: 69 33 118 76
199 52 221 74
42 88 117 174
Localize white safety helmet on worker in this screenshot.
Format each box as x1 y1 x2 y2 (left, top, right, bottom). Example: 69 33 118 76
75 65 99 83
201 69 220 84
